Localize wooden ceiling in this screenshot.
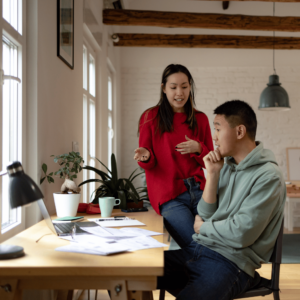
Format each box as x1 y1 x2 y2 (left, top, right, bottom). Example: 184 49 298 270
103 3 300 49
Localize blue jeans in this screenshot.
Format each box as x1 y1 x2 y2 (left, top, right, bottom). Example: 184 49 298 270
157 241 254 300
160 177 203 249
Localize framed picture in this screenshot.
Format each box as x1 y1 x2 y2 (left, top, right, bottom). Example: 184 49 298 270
286 148 300 181
57 0 74 69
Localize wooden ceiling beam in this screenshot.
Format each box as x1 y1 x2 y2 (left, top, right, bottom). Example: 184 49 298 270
112 33 300 49
196 0 300 2
103 9 300 32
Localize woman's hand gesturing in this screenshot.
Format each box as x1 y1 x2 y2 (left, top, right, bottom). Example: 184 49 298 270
134 147 151 162
176 135 202 155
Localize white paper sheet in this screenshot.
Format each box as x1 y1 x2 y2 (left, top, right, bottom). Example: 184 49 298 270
79 226 137 238
79 226 163 239
120 227 163 236
87 218 145 227
117 236 168 251
59 234 113 244
55 242 129 256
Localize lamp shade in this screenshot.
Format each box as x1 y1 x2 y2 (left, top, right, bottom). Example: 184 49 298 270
258 75 290 111
0 161 44 260
7 161 44 209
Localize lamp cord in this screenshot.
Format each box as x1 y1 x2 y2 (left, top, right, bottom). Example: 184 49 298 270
273 2 277 75
36 233 52 243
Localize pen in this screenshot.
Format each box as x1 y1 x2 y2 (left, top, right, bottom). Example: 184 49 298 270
97 219 124 221
95 217 135 221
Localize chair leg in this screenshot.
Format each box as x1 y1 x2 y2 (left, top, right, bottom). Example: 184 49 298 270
273 290 280 300
159 289 165 300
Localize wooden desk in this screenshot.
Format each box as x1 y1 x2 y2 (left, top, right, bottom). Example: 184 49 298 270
0 209 164 300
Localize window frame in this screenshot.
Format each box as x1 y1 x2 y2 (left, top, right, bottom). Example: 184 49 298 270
107 61 116 170
0 0 26 243
82 37 97 203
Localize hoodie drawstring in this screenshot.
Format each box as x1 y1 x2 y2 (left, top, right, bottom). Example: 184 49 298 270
226 168 238 211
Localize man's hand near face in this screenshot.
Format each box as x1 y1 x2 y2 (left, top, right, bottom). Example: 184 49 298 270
194 215 204 234
202 148 224 204
203 148 224 175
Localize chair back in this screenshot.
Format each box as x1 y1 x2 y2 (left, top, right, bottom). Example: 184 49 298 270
269 219 284 264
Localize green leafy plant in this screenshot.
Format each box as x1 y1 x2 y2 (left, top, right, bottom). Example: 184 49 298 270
78 153 148 209
40 152 84 193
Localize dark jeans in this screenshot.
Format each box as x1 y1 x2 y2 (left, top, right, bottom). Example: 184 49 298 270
157 241 254 300
160 177 203 249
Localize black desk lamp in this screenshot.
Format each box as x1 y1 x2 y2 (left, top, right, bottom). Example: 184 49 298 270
0 161 43 259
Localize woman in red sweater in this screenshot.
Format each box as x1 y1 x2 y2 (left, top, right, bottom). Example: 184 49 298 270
134 64 214 248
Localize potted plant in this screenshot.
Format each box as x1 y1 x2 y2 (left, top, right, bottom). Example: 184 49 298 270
40 152 84 217
78 154 148 210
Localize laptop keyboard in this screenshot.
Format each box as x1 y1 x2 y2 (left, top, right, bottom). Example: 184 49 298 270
54 222 99 235
54 223 86 234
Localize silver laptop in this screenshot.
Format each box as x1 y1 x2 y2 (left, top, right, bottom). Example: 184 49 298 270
37 199 100 236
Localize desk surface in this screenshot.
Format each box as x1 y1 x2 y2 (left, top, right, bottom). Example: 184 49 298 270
0 209 164 277
287 193 300 198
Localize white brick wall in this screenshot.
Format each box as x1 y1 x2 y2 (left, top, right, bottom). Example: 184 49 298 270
121 66 300 226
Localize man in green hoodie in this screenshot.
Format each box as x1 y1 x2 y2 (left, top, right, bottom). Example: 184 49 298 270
157 100 286 300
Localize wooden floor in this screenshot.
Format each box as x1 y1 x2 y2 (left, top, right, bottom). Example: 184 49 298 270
78 227 300 300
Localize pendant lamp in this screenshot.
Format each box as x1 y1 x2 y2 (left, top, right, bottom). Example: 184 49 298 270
258 3 291 111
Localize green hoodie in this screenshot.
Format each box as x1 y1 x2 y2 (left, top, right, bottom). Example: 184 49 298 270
193 142 286 277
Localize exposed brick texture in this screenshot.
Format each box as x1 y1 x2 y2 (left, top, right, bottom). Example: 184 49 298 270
121 67 300 225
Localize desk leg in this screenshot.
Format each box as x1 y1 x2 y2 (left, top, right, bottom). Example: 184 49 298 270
0 279 22 300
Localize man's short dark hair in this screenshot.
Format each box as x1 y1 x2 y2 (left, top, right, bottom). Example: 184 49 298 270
214 100 257 141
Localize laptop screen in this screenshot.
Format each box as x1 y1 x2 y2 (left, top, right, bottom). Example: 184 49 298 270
37 199 58 235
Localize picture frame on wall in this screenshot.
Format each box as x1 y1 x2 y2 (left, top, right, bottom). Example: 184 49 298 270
286 147 300 181
57 0 74 69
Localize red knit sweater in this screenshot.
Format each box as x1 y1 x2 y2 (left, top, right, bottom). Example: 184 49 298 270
138 106 214 215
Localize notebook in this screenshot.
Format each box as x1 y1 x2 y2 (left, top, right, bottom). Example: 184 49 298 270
37 199 100 236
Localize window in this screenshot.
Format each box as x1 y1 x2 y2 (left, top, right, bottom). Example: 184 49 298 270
107 72 114 170
1 37 20 232
82 43 96 203
0 0 25 241
3 0 22 34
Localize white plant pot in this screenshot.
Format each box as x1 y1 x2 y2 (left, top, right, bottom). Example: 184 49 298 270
53 193 81 217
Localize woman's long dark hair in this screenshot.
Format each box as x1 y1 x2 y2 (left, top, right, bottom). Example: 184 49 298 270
138 64 198 136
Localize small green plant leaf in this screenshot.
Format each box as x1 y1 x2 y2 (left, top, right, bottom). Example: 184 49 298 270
78 179 104 187
40 177 46 184
94 157 111 175
42 163 47 174
128 168 138 181
122 178 139 199
111 154 118 184
47 176 54 183
127 190 139 204
83 166 111 181
129 171 145 183
117 190 127 210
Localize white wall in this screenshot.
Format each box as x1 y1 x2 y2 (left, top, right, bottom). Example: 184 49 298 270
120 1 300 225
25 0 122 226
26 0 84 225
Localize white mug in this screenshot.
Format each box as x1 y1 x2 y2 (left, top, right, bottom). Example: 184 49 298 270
99 197 121 218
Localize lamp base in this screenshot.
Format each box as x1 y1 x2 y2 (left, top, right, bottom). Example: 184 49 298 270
0 244 25 259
